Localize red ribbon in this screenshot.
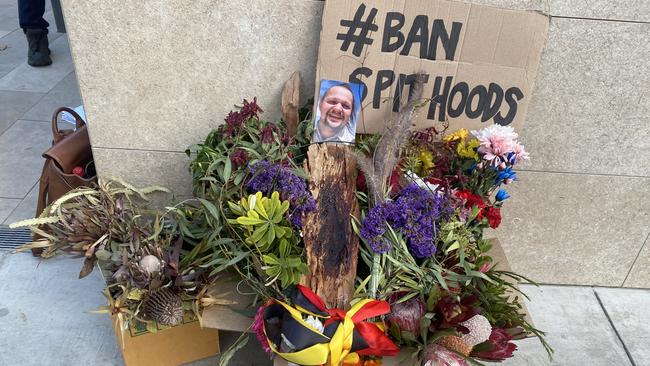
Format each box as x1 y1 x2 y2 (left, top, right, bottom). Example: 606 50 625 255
296 285 400 357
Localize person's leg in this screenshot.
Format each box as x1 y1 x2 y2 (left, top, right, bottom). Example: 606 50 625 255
18 0 52 66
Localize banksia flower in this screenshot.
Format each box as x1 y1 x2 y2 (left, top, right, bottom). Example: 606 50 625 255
437 335 473 357
142 288 184 326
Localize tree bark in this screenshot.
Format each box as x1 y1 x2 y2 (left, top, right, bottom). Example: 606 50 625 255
302 143 359 309
281 72 300 138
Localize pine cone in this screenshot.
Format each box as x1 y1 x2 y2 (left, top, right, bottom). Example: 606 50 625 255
142 288 184 326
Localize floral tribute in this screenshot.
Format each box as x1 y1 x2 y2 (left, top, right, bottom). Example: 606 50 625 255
13 93 552 365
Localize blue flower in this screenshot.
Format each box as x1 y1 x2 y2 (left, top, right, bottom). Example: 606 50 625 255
495 189 510 201
496 167 517 183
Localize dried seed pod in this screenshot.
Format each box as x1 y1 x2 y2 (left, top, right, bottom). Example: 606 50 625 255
142 288 184 326
139 255 161 274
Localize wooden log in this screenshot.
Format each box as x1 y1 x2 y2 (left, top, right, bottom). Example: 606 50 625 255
302 143 359 309
281 72 300 137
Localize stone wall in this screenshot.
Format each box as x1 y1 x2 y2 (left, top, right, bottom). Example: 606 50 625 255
62 0 650 287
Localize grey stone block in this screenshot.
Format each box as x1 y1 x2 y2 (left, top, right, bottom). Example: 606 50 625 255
595 287 650 366
0 120 51 198
623 236 650 288
503 285 632 366
550 1 650 22
92 147 193 197
62 0 323 152
495 171 650 286
523 18 650 177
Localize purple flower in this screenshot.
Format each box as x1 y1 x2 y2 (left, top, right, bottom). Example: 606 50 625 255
360 184 453 258
246 160 316 227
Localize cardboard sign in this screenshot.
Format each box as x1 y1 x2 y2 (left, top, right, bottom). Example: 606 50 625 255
315 0 549 134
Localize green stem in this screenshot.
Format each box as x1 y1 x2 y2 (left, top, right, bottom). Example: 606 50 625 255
369 252 381 298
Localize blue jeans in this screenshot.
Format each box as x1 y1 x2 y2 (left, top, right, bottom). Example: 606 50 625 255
18 0 49 30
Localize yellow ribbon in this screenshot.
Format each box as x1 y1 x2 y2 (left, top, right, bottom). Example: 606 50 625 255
266 299 377 366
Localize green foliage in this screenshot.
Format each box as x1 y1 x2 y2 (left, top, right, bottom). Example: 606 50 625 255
227 191 308 289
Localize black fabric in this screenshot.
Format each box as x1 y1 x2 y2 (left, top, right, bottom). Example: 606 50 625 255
18 0 49 30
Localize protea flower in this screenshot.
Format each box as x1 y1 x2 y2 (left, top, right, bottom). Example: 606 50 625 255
387 292 426 334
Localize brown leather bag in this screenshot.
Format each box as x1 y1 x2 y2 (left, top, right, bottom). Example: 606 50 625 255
35 107 98 221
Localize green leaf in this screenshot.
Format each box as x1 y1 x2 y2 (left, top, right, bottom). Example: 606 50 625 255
236 216 265 226
223 158 232 182
249 223 269 244
198 198 221 222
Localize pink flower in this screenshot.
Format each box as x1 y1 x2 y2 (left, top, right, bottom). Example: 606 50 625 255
423 344 469 366
251 303 272 354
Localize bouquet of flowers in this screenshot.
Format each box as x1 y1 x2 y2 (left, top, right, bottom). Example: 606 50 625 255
185 90 551 365
351 123 551 365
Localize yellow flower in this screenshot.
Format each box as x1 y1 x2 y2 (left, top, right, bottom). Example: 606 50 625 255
417 149 435 175
457 138 480 160
443 128 469 143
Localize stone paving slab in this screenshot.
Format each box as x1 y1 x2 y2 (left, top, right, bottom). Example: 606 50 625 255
0 34 73 92
0 197 20 222
0 252 122 366
2 182 37 225
0 120 51 198
595 287 650 366
0 89 45 133
21 71 82 122
503 285 632 366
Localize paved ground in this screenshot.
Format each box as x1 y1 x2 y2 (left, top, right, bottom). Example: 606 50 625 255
1 1 649 365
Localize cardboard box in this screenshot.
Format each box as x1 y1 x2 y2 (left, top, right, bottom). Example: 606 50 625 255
111 314 220 366
313 0 549 134
98 265 220 366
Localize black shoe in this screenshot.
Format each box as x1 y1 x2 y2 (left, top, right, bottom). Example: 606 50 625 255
25 28 52 67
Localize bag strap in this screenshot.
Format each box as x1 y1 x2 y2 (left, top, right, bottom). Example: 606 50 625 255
52 107 86 144
35 159 51 217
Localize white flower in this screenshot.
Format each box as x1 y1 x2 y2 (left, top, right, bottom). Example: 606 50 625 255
471 125 518 141
459 314 493 346
405 170 440 193
304 315 325 333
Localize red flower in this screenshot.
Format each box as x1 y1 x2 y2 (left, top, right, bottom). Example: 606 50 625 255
240 97 264 120
472 328 517 361
260 124 276 144
455 190 486 210
436 294 480 329
389 166 402 194
483 207 501 229
229 148 249 167
357 170 368 192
